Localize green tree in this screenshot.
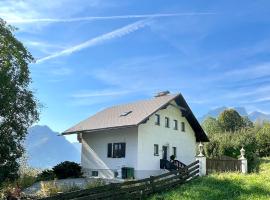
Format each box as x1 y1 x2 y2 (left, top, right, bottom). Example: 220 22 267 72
218 109 244 132
242 116 254 129
202 117 222 135
256 123 270 157
0 19 39 183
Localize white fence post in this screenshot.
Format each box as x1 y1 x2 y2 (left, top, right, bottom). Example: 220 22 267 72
239 147 248 173
195 142 206 176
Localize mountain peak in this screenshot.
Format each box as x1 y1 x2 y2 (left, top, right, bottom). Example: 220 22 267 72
28 125 53 134
199 106 268 123
26 125 80 168
248 111 270 121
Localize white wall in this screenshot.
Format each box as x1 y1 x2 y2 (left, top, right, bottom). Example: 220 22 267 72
81 127 138 178
137 101 197 175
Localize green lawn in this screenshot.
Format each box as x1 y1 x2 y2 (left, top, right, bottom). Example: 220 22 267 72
149 158 270 200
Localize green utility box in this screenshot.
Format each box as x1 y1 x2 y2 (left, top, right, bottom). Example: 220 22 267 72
121 167 134 179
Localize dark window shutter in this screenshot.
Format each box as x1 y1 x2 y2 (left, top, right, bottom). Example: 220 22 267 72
107 143 112 157
113 143 116 158
121 143 126 157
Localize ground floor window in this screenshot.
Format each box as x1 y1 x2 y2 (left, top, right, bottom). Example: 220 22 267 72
92 171 98 177
107 142 126 158
154 144 159 156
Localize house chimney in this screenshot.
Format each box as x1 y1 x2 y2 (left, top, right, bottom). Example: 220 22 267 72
154 91 170 97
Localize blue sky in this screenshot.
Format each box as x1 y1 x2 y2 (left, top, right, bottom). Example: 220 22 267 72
1 0 270 142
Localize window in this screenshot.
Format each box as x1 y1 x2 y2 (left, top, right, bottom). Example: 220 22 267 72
173 120 178 130
181 111 185 117
154 144 159 156
165 117 170 128
120 111 132 117
172 147 177 157
92 171 98 177
107 143 112 157
113 143 126 158
181 122 185 132
155 114 160 125
108 143 126 158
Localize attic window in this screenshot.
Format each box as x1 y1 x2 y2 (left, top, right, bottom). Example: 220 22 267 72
120 111 132 117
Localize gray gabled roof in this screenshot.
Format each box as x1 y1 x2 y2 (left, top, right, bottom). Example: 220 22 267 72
63 93 209 142
63 94 178 134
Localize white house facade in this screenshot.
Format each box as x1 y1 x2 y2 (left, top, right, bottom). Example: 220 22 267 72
63 92 208 179
136 101 197 179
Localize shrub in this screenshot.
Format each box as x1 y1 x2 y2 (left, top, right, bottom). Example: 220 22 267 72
38 181 62 197
37 181 82 198
256 123 270 157
17 175 37 189
37 170 56 181
53 161 83 179
0 183 19 200
204 130 258 172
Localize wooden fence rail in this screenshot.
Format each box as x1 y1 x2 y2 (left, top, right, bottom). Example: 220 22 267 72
39 160 199 200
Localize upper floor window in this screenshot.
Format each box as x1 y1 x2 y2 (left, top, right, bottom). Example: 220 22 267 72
165 117 170 128
173 120 178 130
155 114 160 125
181 122 185 132
154 144 159 156
107 143 126 158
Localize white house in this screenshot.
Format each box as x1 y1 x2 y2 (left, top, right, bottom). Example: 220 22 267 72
63 92 209 179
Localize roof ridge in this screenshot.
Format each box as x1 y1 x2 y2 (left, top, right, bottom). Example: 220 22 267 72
108 93 180 108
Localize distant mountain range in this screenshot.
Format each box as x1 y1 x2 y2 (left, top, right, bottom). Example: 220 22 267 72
199 107 270 123
25 125 81 169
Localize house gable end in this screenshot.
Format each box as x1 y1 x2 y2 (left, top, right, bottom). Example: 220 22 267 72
137 94 209 142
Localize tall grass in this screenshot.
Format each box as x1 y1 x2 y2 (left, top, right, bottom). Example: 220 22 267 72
150 157 270 200
85 179 106 189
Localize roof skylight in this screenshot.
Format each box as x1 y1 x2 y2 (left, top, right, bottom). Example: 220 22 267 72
120 111 132 117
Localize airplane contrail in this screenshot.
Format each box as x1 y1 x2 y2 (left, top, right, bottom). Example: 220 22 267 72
7 12 215 24
36 19 149 63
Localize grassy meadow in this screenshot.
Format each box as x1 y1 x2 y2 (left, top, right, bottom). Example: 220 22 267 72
149 157 270 200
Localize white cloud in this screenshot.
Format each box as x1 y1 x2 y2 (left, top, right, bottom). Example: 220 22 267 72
223 63 270 79
36 19 150 63
0 0 106 32
24 40 67 54
0 0 103 21
72 90 131 98
25 40 65 49
50 67 73 76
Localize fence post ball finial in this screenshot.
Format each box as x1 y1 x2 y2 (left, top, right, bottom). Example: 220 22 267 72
240 147 245 159
198 142 204 156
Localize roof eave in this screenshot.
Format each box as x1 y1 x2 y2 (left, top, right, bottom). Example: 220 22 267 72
62 124 137 135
